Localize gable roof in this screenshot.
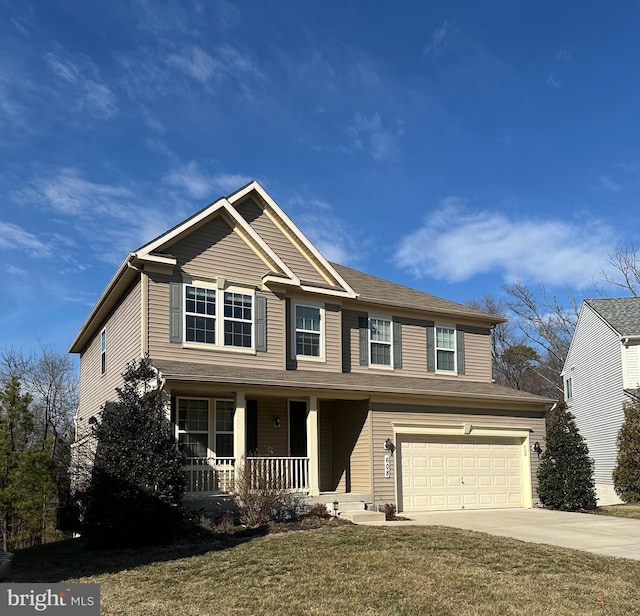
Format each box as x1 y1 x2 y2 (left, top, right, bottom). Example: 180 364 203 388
585 298 640 337
333 263 504 324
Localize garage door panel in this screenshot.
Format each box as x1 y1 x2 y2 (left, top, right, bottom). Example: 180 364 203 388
399 436 524 512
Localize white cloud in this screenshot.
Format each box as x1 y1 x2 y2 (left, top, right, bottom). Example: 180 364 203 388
0 222 52 257
210 173 253 193
599 174 621 193
43 51 118 119
556 48 573 62
394 199 613 288
164 162 252 199
424 20 452 58
349 112 402 162
167 46 216 83
547 73 561 88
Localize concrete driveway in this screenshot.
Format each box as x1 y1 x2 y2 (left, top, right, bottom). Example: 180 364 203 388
357 508 640 561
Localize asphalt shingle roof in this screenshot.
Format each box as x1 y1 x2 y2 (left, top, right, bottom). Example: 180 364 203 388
585 298 640 336
152 359 552 406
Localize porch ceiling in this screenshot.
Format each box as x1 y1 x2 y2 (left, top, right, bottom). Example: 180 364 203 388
152 359 553 407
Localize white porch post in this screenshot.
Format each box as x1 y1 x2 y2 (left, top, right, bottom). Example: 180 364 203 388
306 396 320 496
234 392 246 485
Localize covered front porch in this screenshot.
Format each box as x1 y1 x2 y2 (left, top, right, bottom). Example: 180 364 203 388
169 390 371 498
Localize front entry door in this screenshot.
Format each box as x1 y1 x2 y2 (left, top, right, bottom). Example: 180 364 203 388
289 401 307 457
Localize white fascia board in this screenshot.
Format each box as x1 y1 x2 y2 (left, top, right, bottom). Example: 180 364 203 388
134 253 177 266
229 181 358 299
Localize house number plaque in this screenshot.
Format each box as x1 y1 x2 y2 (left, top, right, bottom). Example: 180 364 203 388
384 454 391 478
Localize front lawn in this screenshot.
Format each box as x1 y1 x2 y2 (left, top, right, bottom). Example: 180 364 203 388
9 525 640 616
590 502 640 520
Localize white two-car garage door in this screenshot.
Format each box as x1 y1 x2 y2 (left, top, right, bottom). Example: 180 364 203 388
398 436 525 512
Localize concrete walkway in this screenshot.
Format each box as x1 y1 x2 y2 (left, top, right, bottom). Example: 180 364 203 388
356 508 640 561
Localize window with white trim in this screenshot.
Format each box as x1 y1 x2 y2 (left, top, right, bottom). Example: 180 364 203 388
185 285 216 344
223 291 253 348
100 329 106 375
370 317 392 366
436 326 456 371
565 377 573 400
215 400 235 458
183 284 254 349
177 398 209 458
295 304 322 357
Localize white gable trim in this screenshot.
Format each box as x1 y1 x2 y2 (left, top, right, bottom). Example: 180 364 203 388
228 181 357 299
136 195 299 284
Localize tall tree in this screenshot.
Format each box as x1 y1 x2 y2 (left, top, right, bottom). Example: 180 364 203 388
613 396 640 502
81 357 185 548
600 243 640 297
0 377 57 550
537 402 596 511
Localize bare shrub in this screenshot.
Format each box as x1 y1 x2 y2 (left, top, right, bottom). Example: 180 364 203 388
380 503 396 521
233 457 301 527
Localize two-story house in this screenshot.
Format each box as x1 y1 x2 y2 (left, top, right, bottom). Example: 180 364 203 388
69 181 552 513
563 297 640 505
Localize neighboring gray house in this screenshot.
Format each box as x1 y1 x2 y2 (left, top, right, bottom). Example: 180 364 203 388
563 298 640 505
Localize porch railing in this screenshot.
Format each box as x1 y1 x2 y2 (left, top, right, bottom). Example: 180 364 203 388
246 456 309 493
185 457 235 494
184 456 309 494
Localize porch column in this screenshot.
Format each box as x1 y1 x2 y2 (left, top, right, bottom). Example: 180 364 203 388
234 392 246 483
306 396 320 496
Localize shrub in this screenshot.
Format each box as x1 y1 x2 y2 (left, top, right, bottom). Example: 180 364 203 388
614 397 640 502
380 503 396 521
306 503 331 519
81 357 186 548
232 457 303 526
537 401 596 511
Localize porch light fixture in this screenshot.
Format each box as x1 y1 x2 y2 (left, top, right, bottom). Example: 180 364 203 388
273 416 281 429
332 501 339 517
384 438 396 455
533 441 543 456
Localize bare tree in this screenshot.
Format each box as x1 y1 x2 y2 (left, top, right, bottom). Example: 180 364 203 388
599 243 640 297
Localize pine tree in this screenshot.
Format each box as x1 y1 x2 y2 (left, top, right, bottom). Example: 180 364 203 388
0 377 57 550
613 397 640 502
82 357 186 548
537 401 597 511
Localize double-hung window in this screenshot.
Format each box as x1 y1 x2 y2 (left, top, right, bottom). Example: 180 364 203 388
436 326 456 371
565 377 573 400
177 398 209 459
295 304 322 358
183 284 254 349
370 317 392 366
185 286 216 344
223 292 253 348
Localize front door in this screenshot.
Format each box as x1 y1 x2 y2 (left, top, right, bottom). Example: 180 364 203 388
289 401 307 457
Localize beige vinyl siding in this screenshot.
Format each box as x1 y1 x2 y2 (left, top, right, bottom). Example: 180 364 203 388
167 215 270 286
234 198 328 286
147 273 285 369
76 280 142 436
254 397 288 456
343 307 493 382
370 402 545 507
327 400 371 493
319 400 332 491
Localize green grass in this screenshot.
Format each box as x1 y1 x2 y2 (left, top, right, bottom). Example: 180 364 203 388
9 524 640 616
589 502 640 520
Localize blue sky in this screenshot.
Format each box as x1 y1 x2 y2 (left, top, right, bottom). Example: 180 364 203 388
2 1 640 358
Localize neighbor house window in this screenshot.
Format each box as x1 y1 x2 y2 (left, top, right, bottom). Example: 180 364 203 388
436 326 456 371
223 292 253 348
185 285 216 344
565 377 573 400
100 329 106 375
177 398 209 459
295 304 321 357
370 317 392 366
215 400 235 458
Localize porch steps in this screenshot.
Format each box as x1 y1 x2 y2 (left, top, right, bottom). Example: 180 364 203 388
339 510 386 523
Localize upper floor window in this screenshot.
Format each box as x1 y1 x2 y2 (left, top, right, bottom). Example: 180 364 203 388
370 317 392 366
183 284 254 349
436 326 456 371
295 304 322 358
100 329 106 375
